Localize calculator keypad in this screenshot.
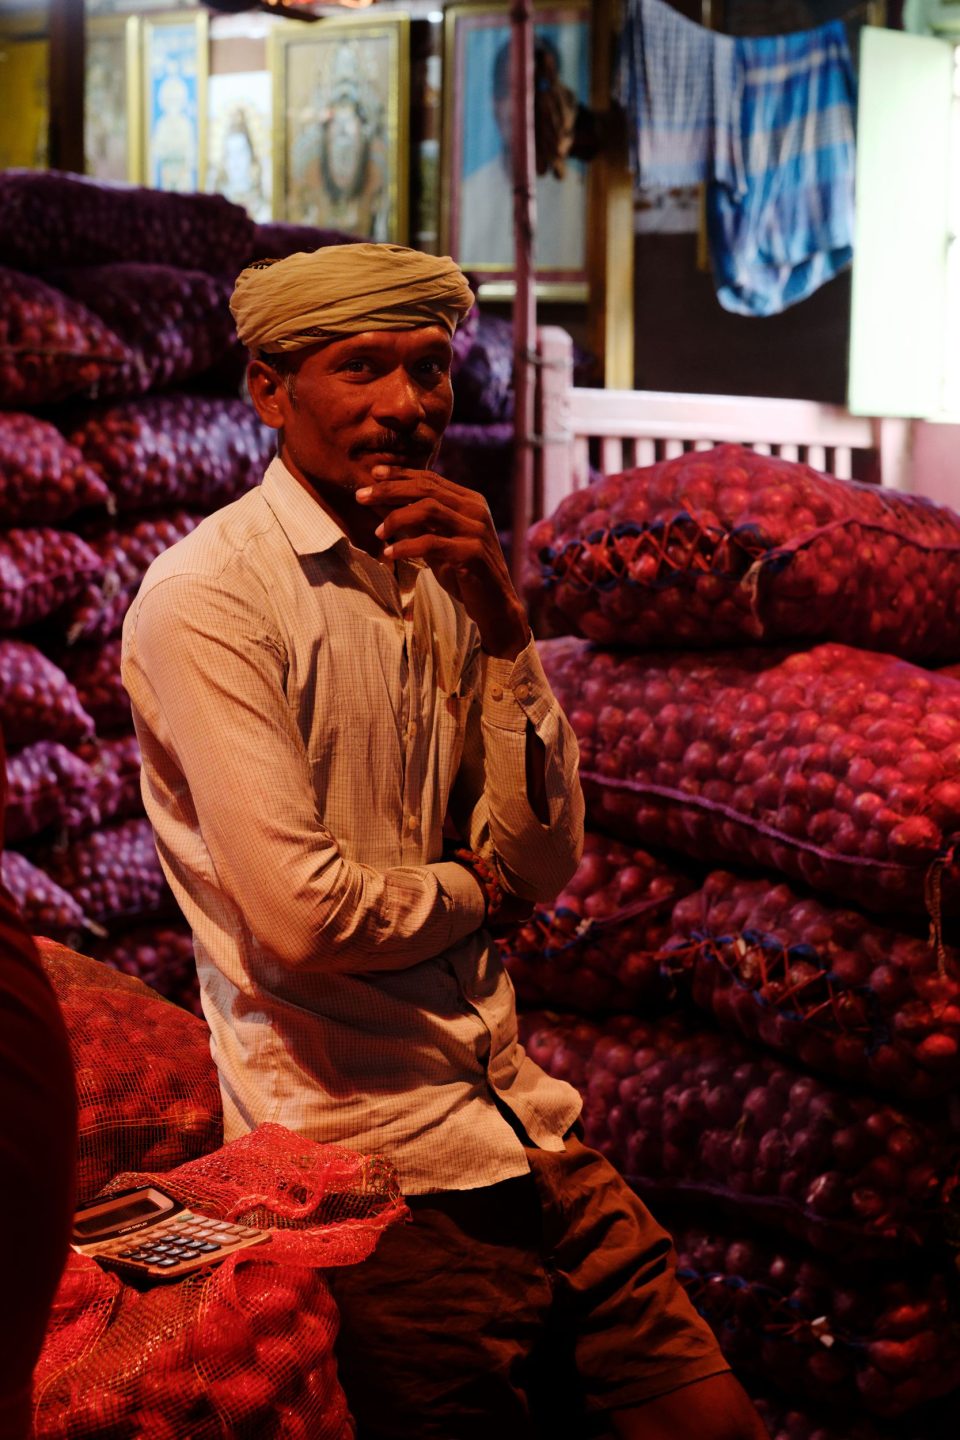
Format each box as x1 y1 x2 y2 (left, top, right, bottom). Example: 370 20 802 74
93 1209 266 1276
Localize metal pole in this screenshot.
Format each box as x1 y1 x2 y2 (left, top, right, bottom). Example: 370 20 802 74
509 0 537 590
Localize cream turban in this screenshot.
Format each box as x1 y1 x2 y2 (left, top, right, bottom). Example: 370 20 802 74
230 243 475 355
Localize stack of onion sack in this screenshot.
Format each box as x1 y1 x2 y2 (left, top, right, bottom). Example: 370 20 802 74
33 1128 405 1440
525 445 960 660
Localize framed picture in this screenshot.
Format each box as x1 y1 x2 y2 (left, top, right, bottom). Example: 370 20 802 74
142 10 208 194
442 1 591 298
270 14 410 242
207 69 273 221
0 32 48 171
85 15 141 184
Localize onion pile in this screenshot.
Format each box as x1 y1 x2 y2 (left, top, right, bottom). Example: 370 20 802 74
498 831 696 1013
79 734 144 829
0 640 94 747
0 265 131 407
519 1010 952 1258
661 871 960 1100
58 636 130 733
0 170 254 275
91 921 200 1016
55 263 239 398
527 446 960 662
67 395 273 514
36 937 223 1201
672 1221 960 1416
3 741 100 842
249 219 358 260
34 817 175 928
749 1389 951 1440
1 850 91 940
539 637 960 916
452 313 516 423
65 509 203 642
0 526 103 631
0 413 109 524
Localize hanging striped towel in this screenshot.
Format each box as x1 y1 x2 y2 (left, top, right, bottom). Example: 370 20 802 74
708 19 857 317
615 0 737 188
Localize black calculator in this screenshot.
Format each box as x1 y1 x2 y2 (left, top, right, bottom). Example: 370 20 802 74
72 1184 270 1282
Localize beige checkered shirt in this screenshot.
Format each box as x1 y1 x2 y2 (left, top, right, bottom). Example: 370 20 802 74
122 457 585 1192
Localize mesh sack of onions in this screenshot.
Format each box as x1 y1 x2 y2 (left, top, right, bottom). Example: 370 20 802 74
78 734 144 829
539 637 960 918
3 741 100 843
33 817 175 929
671 1221 960 1417
1 850 93 941
661 871 960 1101
64 509 203 643
498 830 696 1014
67 394 273 515
519 1010 956 1260
452 314 515 423
36 937 222 1202
527 446 960 663
0 170 254 275
0 640 94 748
248 219 359 260
58 636 131 734
0 413 110 525
54 263 240 397
0 266 132 408
91 920 200 1017
0 526 103 631
33 1125 406 1440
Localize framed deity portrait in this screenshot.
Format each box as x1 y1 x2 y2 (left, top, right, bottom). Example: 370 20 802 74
270 14 410 243
142 11 208 195
442 1 591 297
207 69 273 222
85 15 141 184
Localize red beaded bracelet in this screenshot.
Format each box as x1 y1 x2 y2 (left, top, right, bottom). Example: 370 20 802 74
451 847 504 921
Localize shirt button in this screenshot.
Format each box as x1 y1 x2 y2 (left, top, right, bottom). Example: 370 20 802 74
406 813 419 832
516 683 530 702
490 685 504 702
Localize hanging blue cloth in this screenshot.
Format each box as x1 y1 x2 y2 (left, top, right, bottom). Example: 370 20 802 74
615 0 737 188
708 19 857 317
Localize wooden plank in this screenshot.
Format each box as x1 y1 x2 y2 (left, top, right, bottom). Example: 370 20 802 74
565 387 876 448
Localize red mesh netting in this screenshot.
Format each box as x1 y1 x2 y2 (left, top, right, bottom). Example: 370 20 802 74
526 446 960 663
539 637 960 920
91 921 201 1017
0 640 95 749
66 395 274 516
33 1125 406 1438
661 871 960 1101
36 937 222 1202
64 510 204 643
672 1221 960 1417
519 1010 957 1260
0 265 131 408
0 412 109 525
498 830 697 1014
0 527 103 632
0 170 254 276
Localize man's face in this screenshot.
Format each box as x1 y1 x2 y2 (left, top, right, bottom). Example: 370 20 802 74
264 326 454 496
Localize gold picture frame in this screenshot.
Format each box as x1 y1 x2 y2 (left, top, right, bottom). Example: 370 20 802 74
86 14 142 185
141 10 209 195
441 0 592 301
269 12 410 243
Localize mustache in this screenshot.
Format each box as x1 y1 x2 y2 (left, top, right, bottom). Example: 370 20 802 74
349 431 434 461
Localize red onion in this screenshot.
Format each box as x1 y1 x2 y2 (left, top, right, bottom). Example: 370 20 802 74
91 922 199 1017
1 849 91 940
3 740 100 842
0 412 109 525
77 734 144 830
539 637 960 917
0 640 94 748
527 446 960 662
64 510 203 643
57 636 131 734
0 265 131 407
519 1009 954 1258
498 830 696 1013
33 817 175 927
0 527 103 631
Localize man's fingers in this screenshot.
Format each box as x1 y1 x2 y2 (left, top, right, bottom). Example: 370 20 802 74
377 497 486 543
381 533 483 568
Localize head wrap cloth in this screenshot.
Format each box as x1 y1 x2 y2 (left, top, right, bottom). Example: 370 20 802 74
230 243 475 355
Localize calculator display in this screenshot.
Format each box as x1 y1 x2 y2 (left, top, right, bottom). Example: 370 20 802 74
75 1195 162 1236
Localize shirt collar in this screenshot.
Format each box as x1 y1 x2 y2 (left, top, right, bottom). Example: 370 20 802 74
260 455 348 558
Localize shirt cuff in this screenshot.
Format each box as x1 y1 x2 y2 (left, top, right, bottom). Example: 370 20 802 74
432 860 487 947
480 636 555 733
